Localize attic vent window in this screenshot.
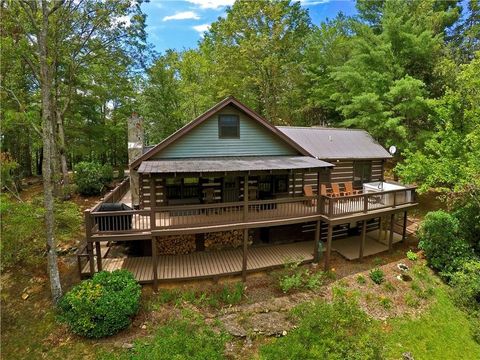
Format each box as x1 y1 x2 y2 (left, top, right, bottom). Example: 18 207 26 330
218 115 240 139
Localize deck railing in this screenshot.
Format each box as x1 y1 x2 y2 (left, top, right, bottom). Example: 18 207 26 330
319 187 416 218
84 186 416 238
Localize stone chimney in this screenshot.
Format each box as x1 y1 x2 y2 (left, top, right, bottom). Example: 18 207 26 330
128 112 144 208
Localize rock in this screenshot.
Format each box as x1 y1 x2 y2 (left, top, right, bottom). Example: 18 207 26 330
122 343 134 349
282 330 287 336
141 324 147 330
402 352 414 360
21 293 29 300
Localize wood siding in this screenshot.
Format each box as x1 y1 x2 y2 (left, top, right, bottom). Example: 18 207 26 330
152 105 298 159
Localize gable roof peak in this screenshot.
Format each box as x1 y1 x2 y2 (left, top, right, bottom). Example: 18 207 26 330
130 97 310 169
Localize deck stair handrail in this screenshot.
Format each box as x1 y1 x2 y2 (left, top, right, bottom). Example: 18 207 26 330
102 177 130 204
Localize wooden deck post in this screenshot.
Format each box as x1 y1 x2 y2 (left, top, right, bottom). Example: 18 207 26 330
149 176 156 230
313 220 321 262
388 213 395 251
242 228 248 282
324 224 333 271
95 241 102 272
402 211 408 242
151 237 158 291
359 220 366 260
243 175 249 221
84 209 95 275
316 171 321 214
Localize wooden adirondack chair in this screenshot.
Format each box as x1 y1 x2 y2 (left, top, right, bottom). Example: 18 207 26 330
331 183 345 197
344 181 362 196
303 185 316 206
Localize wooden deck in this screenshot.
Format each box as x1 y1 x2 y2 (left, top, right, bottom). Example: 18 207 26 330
82 241 315 283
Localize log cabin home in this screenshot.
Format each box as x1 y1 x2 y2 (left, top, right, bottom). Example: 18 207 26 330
78 97 417 287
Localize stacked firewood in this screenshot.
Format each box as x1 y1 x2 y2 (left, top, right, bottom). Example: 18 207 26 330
156 235 196 255
204 230 253 251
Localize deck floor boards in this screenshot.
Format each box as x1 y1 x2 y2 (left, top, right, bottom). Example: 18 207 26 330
82 241 314 283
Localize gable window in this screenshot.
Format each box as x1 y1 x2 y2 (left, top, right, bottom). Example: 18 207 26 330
353 161 372 185
218 115 240 139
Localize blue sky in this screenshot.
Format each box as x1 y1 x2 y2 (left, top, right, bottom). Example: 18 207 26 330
142 0 357 53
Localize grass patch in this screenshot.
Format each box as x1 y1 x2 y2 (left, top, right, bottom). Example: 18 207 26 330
103 312 229 360
260 296 384 359
384 287 480 359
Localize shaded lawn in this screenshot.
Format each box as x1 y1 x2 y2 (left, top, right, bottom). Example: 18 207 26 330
384 288 480 360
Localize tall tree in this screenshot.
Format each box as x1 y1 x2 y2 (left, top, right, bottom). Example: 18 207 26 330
200 0 311 124
4 0 147 303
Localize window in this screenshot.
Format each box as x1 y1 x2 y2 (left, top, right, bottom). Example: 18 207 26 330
353 161 372 185
165 177 199 200
218 115 240 138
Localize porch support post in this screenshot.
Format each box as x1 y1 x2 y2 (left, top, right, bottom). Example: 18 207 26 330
242 228 248 282
388 213 395 251
95 241 102 271
149 177 156 230
316 171 321 213
313 220 321 263
324 224 333 271
243 174 249 221
292 172 295 197
359 220 366 260
151 236 158 291
402 211 408 242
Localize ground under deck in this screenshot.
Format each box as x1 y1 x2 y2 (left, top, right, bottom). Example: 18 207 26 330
83 241 315 283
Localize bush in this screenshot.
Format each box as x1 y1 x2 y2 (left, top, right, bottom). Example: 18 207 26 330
74 161 112 196
418 211 473 278
369 268 385 284
406 250 418 261
100 164 114 184
58 270 141 338
450 260 480 310
260 297 384 359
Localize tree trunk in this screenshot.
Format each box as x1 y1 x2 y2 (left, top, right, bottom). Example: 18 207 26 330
38 0 62 304
57 110 70 189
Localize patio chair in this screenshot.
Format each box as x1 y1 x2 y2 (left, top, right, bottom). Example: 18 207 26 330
303 185 316 206
344 181 362 196
331 183 345 197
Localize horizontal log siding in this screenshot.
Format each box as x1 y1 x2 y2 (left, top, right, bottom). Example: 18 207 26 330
152 105 298 159
140 175 165 208
371 160 383 181
330 160 354 183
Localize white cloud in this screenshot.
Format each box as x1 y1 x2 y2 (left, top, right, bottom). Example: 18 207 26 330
187 0 234 10
192 23 211 36
163 11 200 21
113 15 132 27
298 0 330 5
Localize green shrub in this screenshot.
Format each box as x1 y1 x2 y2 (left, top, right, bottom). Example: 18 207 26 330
260 297 383 359
100 164 114 184
406 250 418 261
109 313 229 360
379 296 393 309
74 161 112 196
450 260 480 310
58 270 141 338
418 211 473 278
369 268 385 284
279 272 303 293
357 275 367 285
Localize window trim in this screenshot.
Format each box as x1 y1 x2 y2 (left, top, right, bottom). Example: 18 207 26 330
218 114 240 139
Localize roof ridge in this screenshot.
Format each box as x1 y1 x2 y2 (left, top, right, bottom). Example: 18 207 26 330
277 126 367 132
